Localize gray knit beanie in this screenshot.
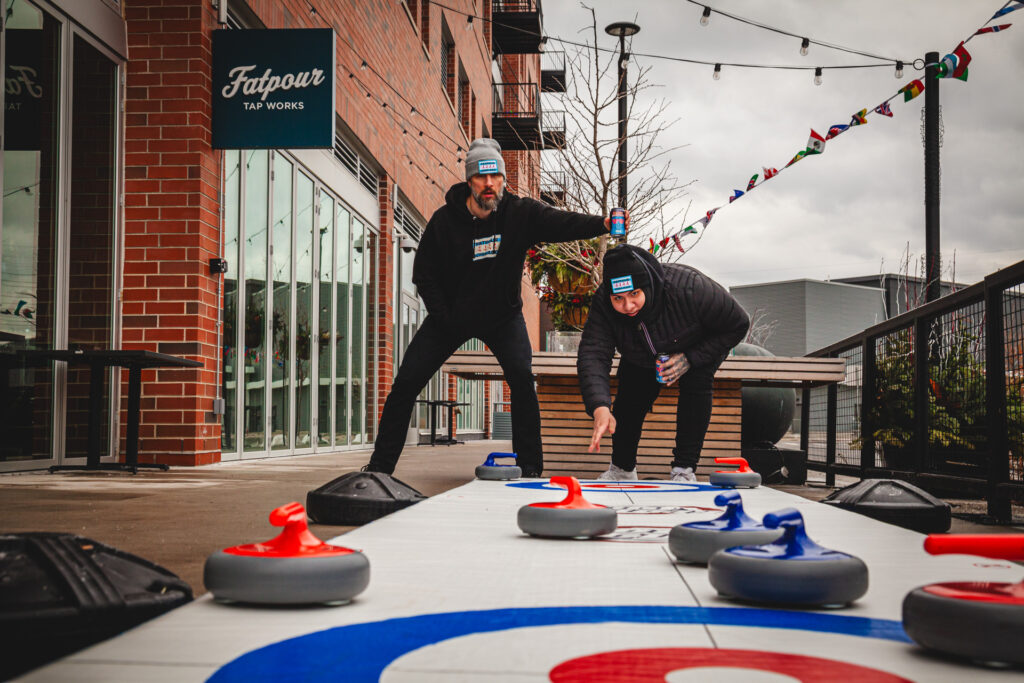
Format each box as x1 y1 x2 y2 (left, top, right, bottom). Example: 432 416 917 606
465 138 506 180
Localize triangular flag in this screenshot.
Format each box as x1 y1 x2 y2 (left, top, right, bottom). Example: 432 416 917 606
658 237 671 249
807 128 826 154
785 150 807 168
705 208 718 222
826 124 849 140
762 166 778 179
952 42 971 79
648 238 659 254
729 190 744 203
975 23 1011 35
672 235 685 253
899 79 924 101
873 101 893 117
684 223 700 233
849 109 868 126
746 174 759 191
992 1 1023 19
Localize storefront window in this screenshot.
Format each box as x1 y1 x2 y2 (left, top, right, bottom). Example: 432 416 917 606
334 204 350 444
242 151 268 452
270 154 293 450
317 192 334 447
295 172 315 448
1 1 60 462
351 219 366 444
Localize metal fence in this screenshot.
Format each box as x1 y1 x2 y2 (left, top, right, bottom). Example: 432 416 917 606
801 259 1024 521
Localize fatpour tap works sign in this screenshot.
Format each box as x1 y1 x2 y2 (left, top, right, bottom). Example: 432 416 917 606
212 29 334 149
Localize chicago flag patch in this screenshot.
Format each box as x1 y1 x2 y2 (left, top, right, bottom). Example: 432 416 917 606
473 234 502 261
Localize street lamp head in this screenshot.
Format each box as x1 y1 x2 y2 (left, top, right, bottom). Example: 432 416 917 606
604 21 640 38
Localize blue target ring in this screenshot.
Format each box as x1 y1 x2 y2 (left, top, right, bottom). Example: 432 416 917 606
207 605 910 682
507 481 718 493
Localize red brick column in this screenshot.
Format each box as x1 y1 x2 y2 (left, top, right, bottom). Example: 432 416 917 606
372 175 397 436
122 0 220 465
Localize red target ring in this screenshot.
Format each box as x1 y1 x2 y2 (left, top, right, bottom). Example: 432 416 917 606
549 647 912 682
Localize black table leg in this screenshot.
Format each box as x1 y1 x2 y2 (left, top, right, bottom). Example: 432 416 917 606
126 364 141 474
87 360 104 468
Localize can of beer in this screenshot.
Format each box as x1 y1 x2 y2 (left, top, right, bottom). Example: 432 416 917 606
656 353 671 384
610 207 626 237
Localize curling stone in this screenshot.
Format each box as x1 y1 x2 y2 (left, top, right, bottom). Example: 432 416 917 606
476 452 521 480
902 534 1024 666
517 476 617 539
708 507 868 607
709 457 761 488
668 491 783 564
204 502 370 606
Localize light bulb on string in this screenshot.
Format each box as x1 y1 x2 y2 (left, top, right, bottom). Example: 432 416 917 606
700 6 711 26
814 67 823 86
712 63 721 80
895 60 904 79
360 60 368 70
465 15 473 31
800 38 809 56
410 106 417 117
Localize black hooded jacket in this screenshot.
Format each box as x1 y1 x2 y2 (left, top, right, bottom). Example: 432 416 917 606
577 245 751 415
413 183 607 332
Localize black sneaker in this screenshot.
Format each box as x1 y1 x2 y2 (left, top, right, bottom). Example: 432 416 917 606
521 468 543 478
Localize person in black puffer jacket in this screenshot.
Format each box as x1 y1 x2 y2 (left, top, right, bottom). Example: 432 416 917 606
364 138 620 478
577 244 749 482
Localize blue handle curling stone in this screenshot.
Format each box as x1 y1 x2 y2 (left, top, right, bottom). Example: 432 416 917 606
707 507 869 607
667 491 783 564
475 452 522 481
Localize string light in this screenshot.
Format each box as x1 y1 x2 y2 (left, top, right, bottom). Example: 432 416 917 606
713 63 721 80
814 67 823 86
410 106 417 117
800 38 810 56
360 60 368 70
895 60 904 79
700 6 711 26
465 15 473 31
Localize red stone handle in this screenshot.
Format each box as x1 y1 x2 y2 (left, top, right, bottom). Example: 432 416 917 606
714 457 754 473
924 534 1024 561
534 476 604 510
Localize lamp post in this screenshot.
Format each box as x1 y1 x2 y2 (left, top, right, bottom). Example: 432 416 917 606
604 21 640 211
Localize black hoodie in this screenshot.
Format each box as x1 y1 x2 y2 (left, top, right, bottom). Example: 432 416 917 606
577 245 750 415
413 183 607 332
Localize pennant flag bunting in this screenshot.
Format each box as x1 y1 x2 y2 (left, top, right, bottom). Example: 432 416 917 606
672 235 685 253
992 2 1023 19
899 79 924 101
763 166 778 179
873 101 893 117
729 189 744 203
648 238 658 254
826 124 849 140
807 129 826 154
975 23 1011 34
746 174 759 191
850 109 868 126
658 237 671 250
785 150 807 168
706 208 718 222
691 220 705 231
952 42 971 79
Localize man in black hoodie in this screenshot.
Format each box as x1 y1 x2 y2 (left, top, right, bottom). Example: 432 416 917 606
577 244 749 482
364 138 620 477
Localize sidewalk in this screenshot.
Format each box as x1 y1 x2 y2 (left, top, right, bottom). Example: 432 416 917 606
0 440 1019 596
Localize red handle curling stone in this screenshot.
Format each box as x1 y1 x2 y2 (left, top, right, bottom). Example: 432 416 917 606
204 502 370 605
902 534 1024 665
517 477 618 538
709 457 761 488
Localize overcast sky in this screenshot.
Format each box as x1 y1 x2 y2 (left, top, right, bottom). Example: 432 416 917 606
541 0 1024 290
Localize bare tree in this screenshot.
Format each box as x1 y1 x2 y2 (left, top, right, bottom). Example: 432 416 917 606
533 4 692 289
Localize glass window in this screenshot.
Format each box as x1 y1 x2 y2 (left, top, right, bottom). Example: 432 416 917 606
270 154 292 450
242 151 268 452
317 192 334 447
221 150 240 452
334 204 350 445
351 219 366 444
294 172 315 448
1 2 60 462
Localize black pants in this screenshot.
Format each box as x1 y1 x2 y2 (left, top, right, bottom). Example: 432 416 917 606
611 359 718 472
366 313 542 475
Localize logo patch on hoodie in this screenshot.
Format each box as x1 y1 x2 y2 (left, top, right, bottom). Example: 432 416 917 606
610 275 635 294
473 234 502 261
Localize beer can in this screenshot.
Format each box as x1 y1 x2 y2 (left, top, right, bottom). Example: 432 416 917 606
610 207 626 237
656 353 671 384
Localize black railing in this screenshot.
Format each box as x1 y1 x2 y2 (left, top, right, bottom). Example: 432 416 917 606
492 82 538 118
802 259 1024 521
493 0 539 11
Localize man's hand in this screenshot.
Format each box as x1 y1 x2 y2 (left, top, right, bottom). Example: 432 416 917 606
589 406 616 453
602 209 631 233
657 352 691 386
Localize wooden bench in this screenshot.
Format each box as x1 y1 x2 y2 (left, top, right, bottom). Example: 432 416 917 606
443 350 846 479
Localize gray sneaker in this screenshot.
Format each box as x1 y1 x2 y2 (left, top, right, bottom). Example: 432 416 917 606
670 466 697 483
597 464 638 481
